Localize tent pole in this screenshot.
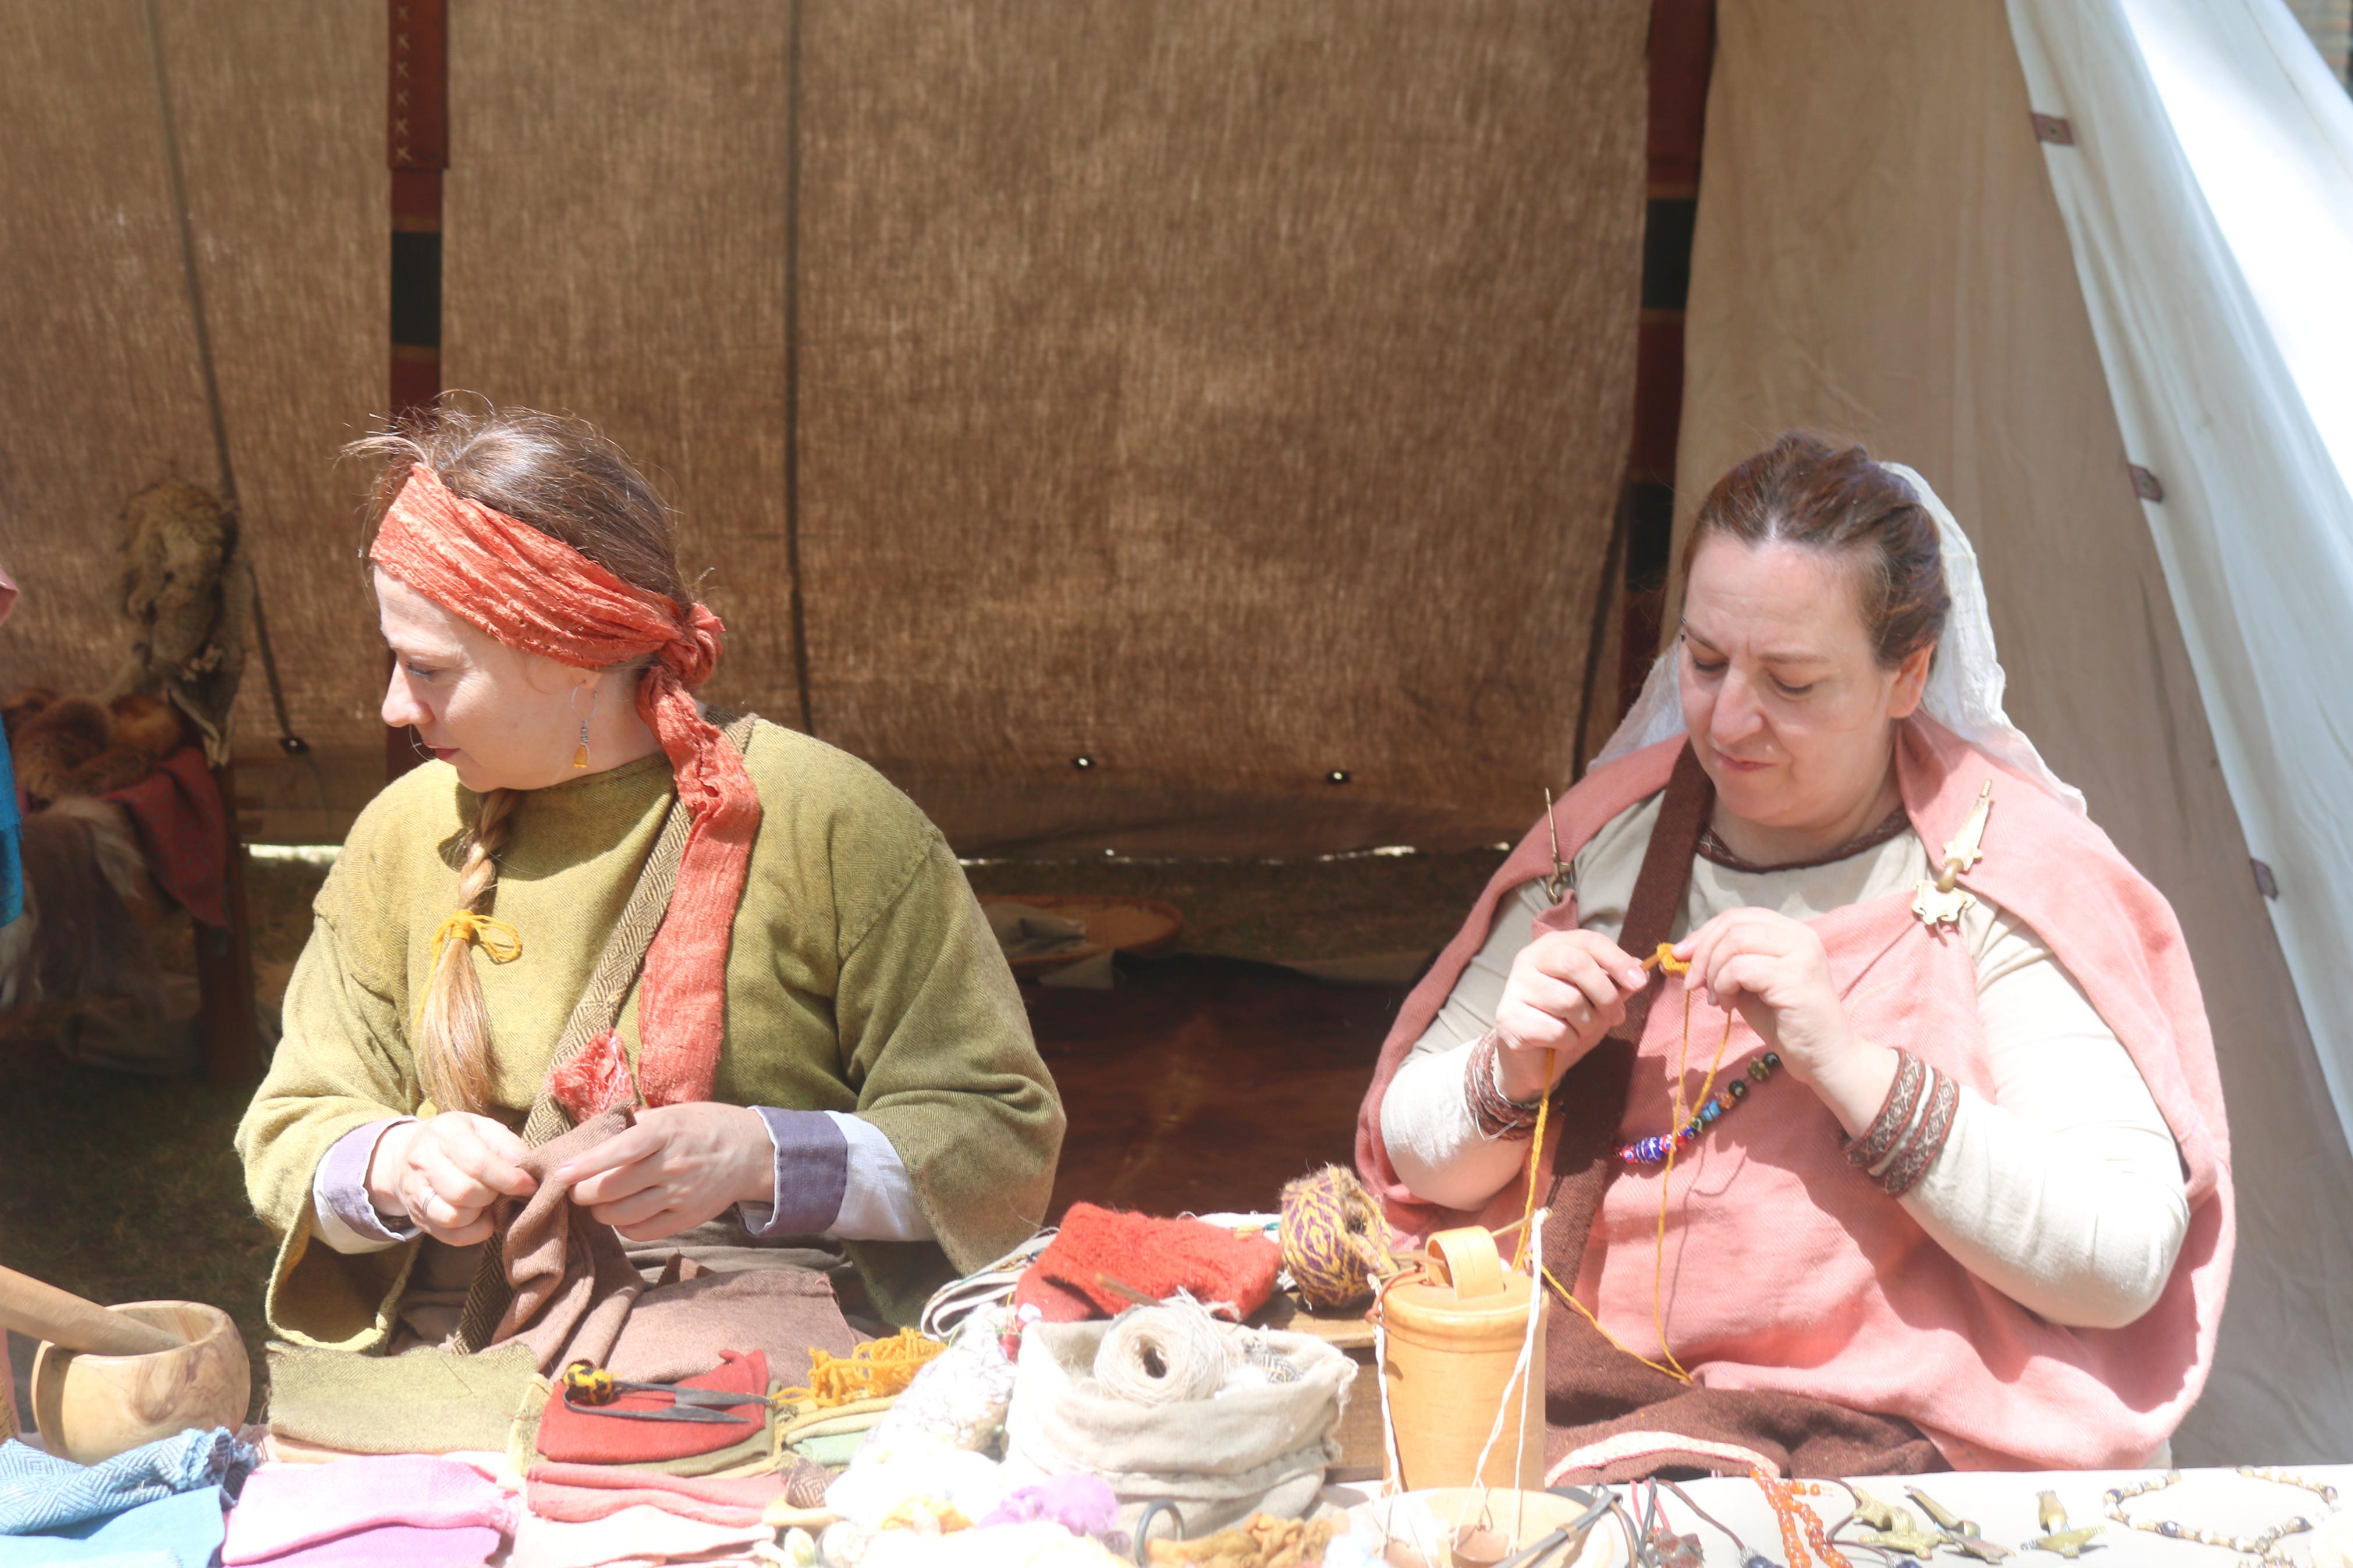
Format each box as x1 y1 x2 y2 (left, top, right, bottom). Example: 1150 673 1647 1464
1613 0 1715 725
385 0 448 783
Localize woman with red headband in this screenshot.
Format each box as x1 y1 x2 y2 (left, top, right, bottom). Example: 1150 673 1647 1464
238 404 1062 1345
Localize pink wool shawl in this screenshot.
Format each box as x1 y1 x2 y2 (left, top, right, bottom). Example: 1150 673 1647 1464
1354 718 2234 1469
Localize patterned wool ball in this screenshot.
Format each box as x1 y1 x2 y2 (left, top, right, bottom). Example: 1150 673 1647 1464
1279 1164 1401 1310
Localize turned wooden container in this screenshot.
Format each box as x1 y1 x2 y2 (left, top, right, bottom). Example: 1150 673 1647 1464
1377 1226 1545 1492
30 1301 249 1463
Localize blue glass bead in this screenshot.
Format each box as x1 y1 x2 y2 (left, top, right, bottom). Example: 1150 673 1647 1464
2160 1523 2181 1538
1700 1100 1723 1124
1727 1079 1749 1101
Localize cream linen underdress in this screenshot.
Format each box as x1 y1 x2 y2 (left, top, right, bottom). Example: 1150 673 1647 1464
1382 792 2191 1332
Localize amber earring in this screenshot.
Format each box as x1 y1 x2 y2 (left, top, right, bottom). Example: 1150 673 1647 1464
572 685 592 769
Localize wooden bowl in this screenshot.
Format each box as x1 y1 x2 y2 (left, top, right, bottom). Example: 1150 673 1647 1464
30 1300 249 1463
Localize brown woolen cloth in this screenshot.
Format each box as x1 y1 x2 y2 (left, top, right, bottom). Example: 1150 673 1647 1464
1534 749 1947 1483
488 1111 860 1383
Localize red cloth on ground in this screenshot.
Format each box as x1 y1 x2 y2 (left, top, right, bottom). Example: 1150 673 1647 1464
102 745 225 926
534 1349 768 1465
524 1464 783 1527
1011 1203 1282 1322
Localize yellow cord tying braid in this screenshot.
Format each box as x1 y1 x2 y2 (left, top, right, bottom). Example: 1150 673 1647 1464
429 911 523 968
1515 940 1729 1387
775 1327 944 1408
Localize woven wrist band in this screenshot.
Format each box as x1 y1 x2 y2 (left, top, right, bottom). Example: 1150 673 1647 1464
1844 1049 1925 1169
1464 1030 1543 1140
1878 1070 1959 1199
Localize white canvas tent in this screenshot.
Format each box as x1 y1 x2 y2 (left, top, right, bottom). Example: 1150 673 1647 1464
1677 0 2353 1460
4 0 2352 1462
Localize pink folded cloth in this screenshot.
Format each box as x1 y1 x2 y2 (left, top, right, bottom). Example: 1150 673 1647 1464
223 1457 517 1564
523 1463 782 1527
240 1525 502 1568
505 1505 769 1568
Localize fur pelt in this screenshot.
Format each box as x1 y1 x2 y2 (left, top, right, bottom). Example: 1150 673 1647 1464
3 688 192 807
107 478 248 759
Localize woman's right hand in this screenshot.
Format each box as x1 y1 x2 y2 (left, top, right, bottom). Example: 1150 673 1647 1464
1490 930 1649 1103
365 1113 538 1246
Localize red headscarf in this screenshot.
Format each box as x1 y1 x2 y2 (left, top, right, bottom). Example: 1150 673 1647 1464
372 464 757 1107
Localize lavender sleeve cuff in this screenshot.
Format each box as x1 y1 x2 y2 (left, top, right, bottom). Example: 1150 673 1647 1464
310 1118 421 1254
736 1107 851 1238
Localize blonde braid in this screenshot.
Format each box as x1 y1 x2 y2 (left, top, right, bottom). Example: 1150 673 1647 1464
413 788 519 1114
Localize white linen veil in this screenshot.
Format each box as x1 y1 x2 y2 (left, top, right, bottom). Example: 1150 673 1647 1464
1591 462 2086 813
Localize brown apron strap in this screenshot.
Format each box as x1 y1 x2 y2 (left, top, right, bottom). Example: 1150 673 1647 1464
1536 744 1713 1285
449 709 760 1354
1609 743 1716 1046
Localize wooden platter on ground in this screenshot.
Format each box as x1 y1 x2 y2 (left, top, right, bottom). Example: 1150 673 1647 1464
978 895 1184 976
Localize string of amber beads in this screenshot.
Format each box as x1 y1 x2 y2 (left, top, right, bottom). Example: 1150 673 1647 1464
1751 1467 1851 1568
1619 1051 1781 1165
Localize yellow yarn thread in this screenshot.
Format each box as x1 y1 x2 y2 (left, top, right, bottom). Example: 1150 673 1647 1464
775 1328 944 1409
1516 939 1726 1388
429 911 523 968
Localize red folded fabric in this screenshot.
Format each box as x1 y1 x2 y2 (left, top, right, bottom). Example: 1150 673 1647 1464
1011 1203 1282 1322
524 1463 784 1527
102 745 225 926
534 1349 768 1465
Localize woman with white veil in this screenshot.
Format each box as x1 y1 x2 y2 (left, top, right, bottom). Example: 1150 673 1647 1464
1357 434 2232 1478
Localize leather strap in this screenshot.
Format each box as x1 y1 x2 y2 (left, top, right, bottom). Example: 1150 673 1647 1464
1609 744 1716 1045
449 710 760 1353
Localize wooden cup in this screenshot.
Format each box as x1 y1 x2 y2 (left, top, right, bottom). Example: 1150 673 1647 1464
1377 1226 1546 1492
30 1301 249 1463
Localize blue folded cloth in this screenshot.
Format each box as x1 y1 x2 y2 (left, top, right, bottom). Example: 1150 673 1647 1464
0 1488 225 1568
0 1428 251 1536
0 723 22 927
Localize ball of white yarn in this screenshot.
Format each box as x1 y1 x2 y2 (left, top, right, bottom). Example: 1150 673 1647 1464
1091 1300 1230 1405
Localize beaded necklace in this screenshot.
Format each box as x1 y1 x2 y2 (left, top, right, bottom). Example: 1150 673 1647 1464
2104 1467 2340 1564
1752 1468 1852 1568
1612 944 1782 1167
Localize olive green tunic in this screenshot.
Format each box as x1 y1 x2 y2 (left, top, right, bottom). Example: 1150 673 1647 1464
239 718 1063 1347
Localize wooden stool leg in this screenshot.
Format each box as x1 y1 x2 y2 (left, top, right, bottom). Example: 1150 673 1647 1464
195 760 258 1084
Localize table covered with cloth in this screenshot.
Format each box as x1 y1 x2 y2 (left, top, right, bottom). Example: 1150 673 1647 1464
1514 1465 2353 1567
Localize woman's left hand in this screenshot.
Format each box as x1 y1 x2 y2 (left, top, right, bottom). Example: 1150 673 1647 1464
553 1103 775 1242
1677 908 1852 1082
1676 909 1900 1138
